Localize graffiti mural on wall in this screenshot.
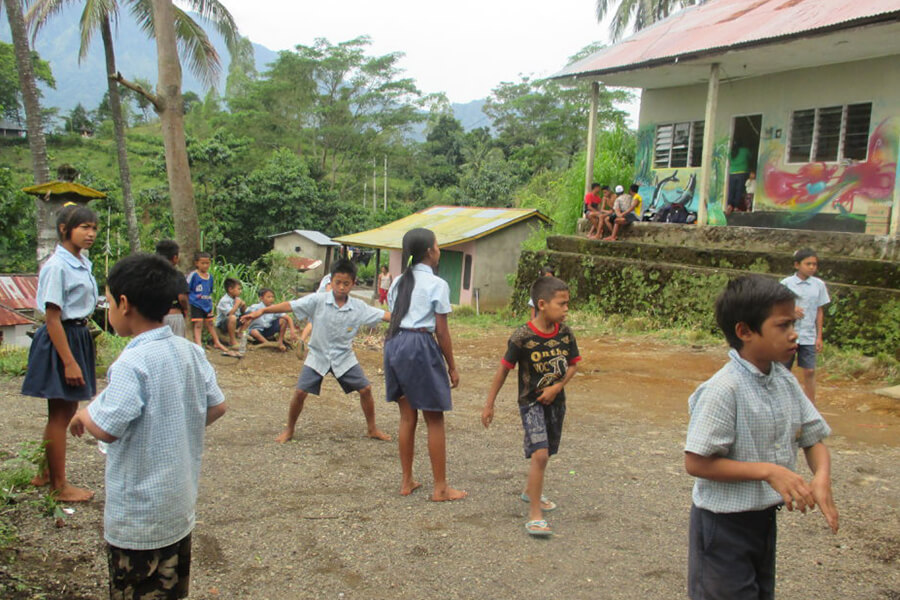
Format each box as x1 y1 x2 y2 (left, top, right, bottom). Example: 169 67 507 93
758 118 899 220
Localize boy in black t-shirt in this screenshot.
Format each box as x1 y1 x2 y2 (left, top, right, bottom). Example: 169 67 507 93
482 276 581 537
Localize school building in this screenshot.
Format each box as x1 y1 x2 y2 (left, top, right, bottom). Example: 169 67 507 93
554 0 900 235
334 206 550 310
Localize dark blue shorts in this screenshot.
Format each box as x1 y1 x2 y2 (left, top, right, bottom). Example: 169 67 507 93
384 330 451 412
783 344 816 370
253 321 281 340
688 504 778 600
21 322 96 402
296 364 370 395
519 400 565 459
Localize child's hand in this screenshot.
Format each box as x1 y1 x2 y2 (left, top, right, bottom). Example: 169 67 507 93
811 474 839 533
794 306 805 319
765 465 814 513
536 383 561 405
815 337 824 353
64 361 85 387
481 404 494 428
448 367 459 389
241 310 260 324
69 409 86 437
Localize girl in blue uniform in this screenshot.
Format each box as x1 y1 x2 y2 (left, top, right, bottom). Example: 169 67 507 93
384 228 466 502
22 204 99 502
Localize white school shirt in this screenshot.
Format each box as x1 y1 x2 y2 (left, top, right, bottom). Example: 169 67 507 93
36 244 99 320
247 302 284 331
387 263 452 332
216 294 237 325
780 274 829 345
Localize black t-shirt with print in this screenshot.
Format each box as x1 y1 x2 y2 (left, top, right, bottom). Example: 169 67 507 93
502 322 581 407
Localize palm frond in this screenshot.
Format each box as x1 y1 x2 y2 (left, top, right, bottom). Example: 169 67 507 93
175 0 239 54
78 0 118 61
172 5 220 88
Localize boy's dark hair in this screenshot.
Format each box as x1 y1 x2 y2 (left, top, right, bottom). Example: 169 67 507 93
792 248 817 264
258 287 274 298
531 276 568 307
591 182 601 190
388 228 436 339
56 204 97 241
193 251 211 262
224 278 241 292
107 253 181 322
155 239 180 261
539 266 555 277
715 275 796 350
600 185 610 191
330 258 358 280
630 184 640 193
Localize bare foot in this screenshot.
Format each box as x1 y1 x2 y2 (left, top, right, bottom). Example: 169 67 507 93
368 429 391 441
431 486 467 502
53 484 94 502
274 429 294 444
31 472 49 487
400 481 422 496
278 344 287 353
602 236 616 241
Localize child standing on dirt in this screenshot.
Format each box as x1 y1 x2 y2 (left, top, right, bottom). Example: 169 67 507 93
22 205 100 503
69 253 226 598
482 276 581 537
685 275 838 599
242 259 391 444
384 228 466 502
780 248 830 404
186 252 230 353
215 278 246 348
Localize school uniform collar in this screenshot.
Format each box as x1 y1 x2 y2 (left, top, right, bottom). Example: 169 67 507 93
324 291 354 311
124 325 173 350
728 348 777 383
785 274 810 286
54 244 92 270
412 263 434 274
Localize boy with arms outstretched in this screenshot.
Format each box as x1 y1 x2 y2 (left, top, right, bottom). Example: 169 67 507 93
482 276 581 537
685 275 838 600
243 259 391 444
69 253 226 599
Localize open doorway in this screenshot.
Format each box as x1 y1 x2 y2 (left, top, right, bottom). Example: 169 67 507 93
727 114 762 214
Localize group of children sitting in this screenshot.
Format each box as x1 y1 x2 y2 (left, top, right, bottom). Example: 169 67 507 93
583 182 642 241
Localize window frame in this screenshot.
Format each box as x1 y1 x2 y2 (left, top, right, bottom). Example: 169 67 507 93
786 102 872 164
654 120 705 169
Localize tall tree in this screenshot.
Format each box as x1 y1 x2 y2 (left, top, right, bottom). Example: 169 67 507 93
596 0 699 40
2 0 55 265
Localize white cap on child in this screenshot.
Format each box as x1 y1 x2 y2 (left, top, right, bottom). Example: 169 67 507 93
615 185 625 194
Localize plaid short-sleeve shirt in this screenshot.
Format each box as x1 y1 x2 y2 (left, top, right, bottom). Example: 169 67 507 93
685 349 830 513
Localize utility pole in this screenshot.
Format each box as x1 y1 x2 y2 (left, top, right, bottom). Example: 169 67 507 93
372 157 377 211
383 155 388 211
363 181 367 207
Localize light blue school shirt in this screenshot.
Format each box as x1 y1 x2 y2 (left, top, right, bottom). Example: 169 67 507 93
36 244 98 320
387 263 452 332
216 294 240 326
289 292 386 377
247 302 283 331
780 274 830 345
88 326 225 550
685 349 830 513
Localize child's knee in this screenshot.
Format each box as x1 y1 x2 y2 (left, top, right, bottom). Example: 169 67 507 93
530 448 550 467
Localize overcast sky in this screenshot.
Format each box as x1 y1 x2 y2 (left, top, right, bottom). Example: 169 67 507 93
215 0 621 104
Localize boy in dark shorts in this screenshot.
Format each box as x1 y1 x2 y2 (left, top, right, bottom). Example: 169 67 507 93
69 253 226 599
685 275 838 599
242 259 392 444
482 276 581 537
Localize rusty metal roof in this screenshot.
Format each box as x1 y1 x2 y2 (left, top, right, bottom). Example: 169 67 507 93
0 275 38 310
0 305 32 327
554 0 900 87
286 257 323 271
333 206 550 251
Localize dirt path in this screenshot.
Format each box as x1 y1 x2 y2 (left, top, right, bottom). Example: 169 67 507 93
1 323 898 599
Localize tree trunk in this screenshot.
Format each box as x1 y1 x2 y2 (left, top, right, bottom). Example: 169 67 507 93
151 0 199 270
3 0 53 266
100 16 141 252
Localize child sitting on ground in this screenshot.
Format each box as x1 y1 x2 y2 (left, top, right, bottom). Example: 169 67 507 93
69 253 226 598
684 275 837 599
482 276 581 536
186 251 230 353
242 259 392 443
246 288 296 351
215 278 246 348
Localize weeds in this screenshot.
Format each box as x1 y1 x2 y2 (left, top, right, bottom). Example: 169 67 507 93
0 346 28 378
0 442 53 549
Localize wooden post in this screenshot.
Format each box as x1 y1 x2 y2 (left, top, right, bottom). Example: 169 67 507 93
697 63 720 226
584 81 600 196
373 248 381 300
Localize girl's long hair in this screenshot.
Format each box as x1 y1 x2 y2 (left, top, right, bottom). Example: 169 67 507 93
387 228 436 339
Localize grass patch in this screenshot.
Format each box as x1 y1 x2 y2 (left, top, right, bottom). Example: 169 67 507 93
820 345 900 384
95 332 131 372
0 442 50 549
0 346 28 378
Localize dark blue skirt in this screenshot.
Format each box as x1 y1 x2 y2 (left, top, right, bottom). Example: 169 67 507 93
21 323 97 402
384 330 451 412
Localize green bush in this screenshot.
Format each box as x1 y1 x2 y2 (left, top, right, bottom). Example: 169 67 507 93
0 346 28 377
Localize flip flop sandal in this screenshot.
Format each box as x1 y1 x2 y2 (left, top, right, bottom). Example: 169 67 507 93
525 519 553 537
520 493 557 512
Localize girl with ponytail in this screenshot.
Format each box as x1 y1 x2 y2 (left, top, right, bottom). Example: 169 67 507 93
384 228 466 501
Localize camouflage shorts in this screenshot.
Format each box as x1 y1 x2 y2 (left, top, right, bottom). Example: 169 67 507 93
107 533 191 600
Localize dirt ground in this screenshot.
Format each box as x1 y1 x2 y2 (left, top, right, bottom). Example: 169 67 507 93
1 321 899 599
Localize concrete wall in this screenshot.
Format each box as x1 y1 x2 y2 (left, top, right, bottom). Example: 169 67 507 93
1 324 32 349
471 218 546 310
272 233 335 286
636 55 900 229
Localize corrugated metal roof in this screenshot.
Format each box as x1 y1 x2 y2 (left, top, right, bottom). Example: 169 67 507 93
0 275 38 310
0 305 32 327
268 230 341 246
332 206 550 250
555 0 900 81
287 257 323 271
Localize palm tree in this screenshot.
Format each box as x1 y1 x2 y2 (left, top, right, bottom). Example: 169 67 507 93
2 0 55 265
596 0 699 41
26 0 242 260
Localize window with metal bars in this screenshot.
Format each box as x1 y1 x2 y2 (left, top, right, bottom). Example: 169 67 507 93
787 103 872 164
654 121 705 168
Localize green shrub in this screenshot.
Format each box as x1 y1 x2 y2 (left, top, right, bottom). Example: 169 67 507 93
0 346 28 377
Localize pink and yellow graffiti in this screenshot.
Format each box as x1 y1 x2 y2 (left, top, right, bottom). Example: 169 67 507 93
763 119 898 214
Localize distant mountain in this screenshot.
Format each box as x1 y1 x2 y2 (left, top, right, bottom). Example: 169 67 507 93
0 5 278 114
452 99 489 131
